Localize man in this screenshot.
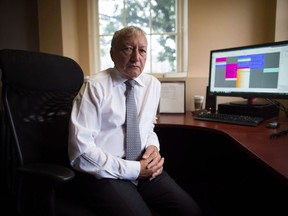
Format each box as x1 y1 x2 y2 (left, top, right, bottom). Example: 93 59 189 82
68 26 202 216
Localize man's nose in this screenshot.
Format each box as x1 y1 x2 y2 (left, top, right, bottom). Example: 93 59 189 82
130 49 140 61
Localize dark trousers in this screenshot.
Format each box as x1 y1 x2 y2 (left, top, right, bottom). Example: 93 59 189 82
73 170 202 216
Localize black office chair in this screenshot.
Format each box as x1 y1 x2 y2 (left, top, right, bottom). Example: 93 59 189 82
0 49 94 216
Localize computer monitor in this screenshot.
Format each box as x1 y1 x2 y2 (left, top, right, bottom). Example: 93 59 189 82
208 40 288 106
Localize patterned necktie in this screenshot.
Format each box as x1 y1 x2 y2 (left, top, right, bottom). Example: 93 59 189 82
125 80 141 161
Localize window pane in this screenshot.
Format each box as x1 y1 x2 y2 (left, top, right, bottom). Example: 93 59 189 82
143 35 151 73
100 35 113 69
98 0 124 35
151 35 176 73
151 0 176 33
126 0 150 33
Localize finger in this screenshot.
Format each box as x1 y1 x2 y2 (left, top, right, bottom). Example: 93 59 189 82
142 147 155 159
146 156 162 169
149 167 163 180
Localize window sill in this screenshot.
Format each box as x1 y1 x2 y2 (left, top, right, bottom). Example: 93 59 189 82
151 72 187 78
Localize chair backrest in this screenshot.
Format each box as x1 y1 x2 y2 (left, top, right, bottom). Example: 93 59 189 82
0 49 84 168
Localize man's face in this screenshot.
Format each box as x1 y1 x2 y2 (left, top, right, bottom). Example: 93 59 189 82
111 33 147 79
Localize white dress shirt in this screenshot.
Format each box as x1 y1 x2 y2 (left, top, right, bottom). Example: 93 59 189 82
68 68 161 181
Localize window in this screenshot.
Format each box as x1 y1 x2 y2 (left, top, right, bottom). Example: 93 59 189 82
90 0 187 76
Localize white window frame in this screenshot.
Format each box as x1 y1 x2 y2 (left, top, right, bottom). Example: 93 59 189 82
87 0 188 78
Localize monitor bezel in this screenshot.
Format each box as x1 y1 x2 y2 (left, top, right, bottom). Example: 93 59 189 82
208 40 288 100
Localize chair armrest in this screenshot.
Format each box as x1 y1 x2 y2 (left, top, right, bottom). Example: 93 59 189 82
16 163 75 183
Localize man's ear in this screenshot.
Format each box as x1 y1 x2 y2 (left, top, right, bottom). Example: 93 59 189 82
110 49 114 62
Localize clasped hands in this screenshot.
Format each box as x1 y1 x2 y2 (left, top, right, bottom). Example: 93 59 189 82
138 145 164 180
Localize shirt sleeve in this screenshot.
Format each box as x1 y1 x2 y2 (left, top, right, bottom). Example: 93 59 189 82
68 81 140 180
143 77 161 151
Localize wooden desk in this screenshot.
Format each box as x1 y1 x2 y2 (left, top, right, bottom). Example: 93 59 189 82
156 112 288 184
154 112 288 215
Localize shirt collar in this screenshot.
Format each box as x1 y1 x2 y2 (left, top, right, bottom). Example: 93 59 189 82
110 67 144 87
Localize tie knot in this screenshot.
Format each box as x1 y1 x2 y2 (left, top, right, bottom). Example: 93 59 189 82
125 80 136 88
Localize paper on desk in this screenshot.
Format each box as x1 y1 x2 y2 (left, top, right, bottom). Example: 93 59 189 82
159 81 185 113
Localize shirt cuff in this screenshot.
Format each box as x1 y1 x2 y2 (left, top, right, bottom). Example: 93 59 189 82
123 160 141 180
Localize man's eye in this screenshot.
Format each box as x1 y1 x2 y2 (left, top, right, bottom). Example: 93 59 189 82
123 47 133 53
122 47 147 56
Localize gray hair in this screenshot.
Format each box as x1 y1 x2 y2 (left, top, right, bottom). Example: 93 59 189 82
111 26 147 49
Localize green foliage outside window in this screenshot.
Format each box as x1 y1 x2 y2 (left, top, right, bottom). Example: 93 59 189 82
98 0 177 73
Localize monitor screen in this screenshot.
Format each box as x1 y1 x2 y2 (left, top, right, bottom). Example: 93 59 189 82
208 40 288 105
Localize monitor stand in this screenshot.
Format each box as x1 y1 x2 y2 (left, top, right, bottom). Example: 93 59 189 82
229 98 270 107
218 98 279 120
